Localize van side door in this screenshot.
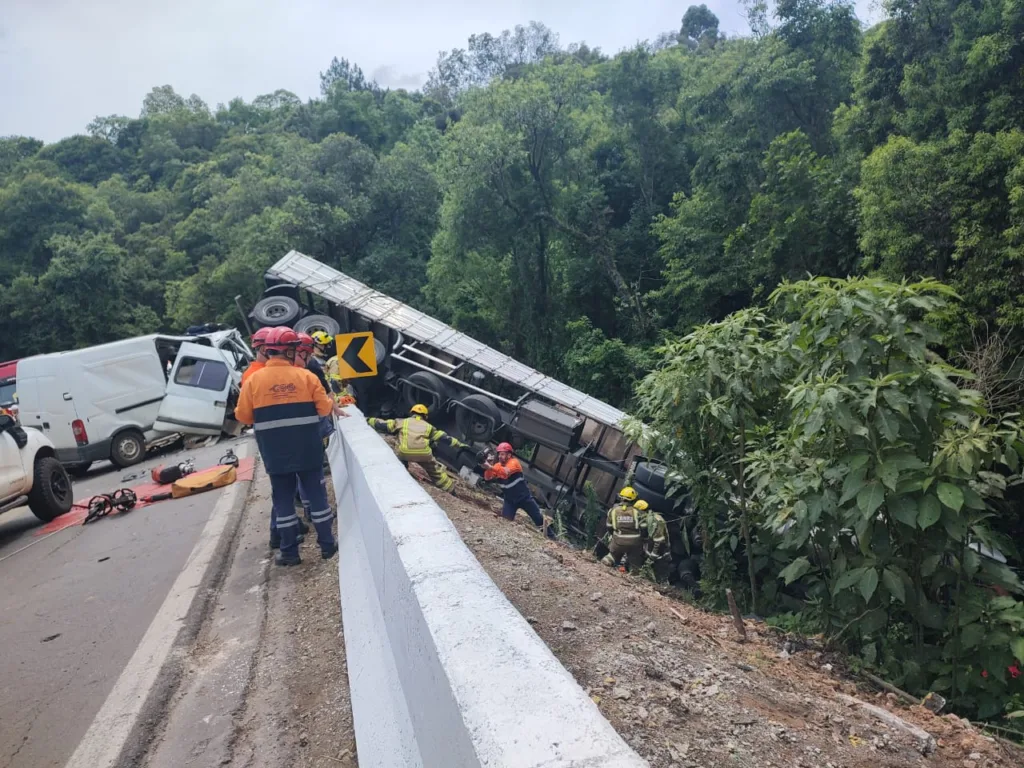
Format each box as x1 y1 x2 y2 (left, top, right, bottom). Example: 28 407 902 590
154 342 234 436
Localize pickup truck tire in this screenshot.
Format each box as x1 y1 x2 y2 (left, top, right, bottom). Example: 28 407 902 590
28 456 73 522
111 430 146 468
66 462 92 478
252 296 302 327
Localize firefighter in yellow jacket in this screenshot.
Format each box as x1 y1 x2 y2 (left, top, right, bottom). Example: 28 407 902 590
367 404 467 493
601 488 646 571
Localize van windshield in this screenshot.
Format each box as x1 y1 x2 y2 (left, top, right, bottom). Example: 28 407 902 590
0 380 16 406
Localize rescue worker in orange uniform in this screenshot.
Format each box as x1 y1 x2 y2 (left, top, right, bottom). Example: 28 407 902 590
241 326 272 387
483 442 549 534
235 327 347 566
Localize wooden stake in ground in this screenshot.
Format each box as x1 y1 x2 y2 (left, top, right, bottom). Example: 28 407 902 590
725 589 747 642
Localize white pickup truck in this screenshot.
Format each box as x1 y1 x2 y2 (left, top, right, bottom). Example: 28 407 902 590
0 413 74 522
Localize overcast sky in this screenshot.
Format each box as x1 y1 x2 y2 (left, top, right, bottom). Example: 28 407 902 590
0 0 880 143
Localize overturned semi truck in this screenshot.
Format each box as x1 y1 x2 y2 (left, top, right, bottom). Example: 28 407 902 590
248 251 700 582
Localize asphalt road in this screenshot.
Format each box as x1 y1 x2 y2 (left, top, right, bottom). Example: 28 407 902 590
0 437 253 768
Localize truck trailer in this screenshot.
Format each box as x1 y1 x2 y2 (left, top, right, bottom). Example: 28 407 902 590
250 252 686 540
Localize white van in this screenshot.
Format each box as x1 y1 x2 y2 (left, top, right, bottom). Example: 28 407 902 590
16 330 253 471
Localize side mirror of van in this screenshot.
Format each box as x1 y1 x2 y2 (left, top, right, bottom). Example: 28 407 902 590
0 414 13 432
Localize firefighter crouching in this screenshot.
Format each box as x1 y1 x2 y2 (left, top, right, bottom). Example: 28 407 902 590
601 487 645 570
483 442 551 535
235 326 347 566
367 404 466 493
641 504 672 581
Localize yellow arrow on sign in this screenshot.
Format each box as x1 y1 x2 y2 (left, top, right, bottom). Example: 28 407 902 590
334 332 378 379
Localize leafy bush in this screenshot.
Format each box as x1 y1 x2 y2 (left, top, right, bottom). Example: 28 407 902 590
632 276 1024 721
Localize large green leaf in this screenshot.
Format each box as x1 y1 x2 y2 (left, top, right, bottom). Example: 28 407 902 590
937 482 964 511
877 461 899 491
960 622 985 650
888 495 918 528
834 566 867 594
882 568 906 603
840 465 867 505
779 557 813 585
918 495 942 529
1010 637 1024 666
874 407 900 442
859 568 879 602
960 486 987 511
857 481 885 518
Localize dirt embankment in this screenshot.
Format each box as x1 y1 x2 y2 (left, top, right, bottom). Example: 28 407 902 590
419 473 1023 768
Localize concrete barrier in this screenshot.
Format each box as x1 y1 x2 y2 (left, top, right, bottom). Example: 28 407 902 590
328 409 648 768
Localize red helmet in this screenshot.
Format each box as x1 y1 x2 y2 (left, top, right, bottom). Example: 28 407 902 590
263 327 299 352
295 332 315 351
496 442 514 454
251 327 273 349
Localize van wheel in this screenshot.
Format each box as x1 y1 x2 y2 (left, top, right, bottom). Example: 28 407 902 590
28 457 73 522
111 430 146 468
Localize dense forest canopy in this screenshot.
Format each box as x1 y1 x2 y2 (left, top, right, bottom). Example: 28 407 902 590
1 0 1022 406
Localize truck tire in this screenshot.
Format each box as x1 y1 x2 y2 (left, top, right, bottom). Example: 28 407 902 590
632 481 679 515
111 430 146 468
252 296 302 328
455 394 503 443
28 456 73 522
635 461 667 494
401 371 449 413
294 314 341 337
262 282 300 301
66 462 92 478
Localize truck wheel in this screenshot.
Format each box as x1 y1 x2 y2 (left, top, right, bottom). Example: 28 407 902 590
252 296 302 327
66 462 92 478
111 430 146 468
262 282 300 301
455 394 503 443
634 461 668 494
294 314 341 337
28 456 73 522
401 371 449 413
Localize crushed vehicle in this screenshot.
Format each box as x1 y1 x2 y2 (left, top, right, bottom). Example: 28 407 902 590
246 251 701 583
16 330 253 472
0 411 73 522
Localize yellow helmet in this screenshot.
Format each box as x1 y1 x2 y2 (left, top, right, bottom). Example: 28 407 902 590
311 330 333 346
633 499 650 511
410 403 429 416
618 486 638 502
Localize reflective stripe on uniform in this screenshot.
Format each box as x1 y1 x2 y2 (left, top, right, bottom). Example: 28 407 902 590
499 476 525 491
310 508 334 523
253 415 323 431
276 513 299 528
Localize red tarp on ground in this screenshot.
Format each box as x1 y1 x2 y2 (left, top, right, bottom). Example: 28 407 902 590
36 456 255 535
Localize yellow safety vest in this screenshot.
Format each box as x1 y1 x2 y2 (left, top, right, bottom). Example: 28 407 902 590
608 503 641 540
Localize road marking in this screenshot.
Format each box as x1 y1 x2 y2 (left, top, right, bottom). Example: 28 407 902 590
63 443 250 768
